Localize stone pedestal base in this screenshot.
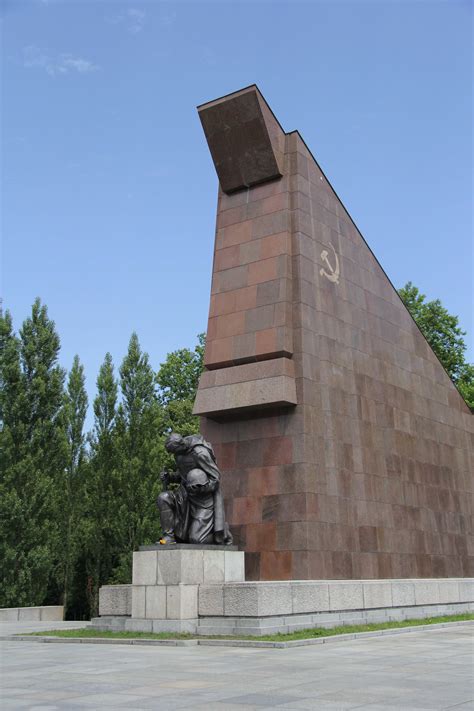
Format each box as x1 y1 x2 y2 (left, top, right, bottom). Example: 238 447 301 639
126 545 244 633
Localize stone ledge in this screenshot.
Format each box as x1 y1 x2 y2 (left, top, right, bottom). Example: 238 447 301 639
197 601 473 636
198 578 474 618
0 606 63 623
193 373 297 418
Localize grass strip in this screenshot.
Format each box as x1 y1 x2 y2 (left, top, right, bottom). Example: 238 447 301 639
26 612 474 642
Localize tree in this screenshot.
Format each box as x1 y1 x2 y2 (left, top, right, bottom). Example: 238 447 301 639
83 352 120 616
57 356 88 617
0 300 67 607
112 334 164 582
399 282 474 409
156 333 205 435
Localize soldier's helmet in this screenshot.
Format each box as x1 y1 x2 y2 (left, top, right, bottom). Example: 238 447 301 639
186 468 208 487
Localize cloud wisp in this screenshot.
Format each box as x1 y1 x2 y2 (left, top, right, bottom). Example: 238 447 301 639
107 7 146 35
23 45 99 76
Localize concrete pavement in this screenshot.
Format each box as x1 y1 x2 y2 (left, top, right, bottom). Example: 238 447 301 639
0 623 473 709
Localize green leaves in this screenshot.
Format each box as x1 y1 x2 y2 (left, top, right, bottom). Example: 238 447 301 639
0 300 68 608
399 282 474 409
1 299 207 617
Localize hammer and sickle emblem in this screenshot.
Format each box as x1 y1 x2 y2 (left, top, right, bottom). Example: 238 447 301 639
319 244 340 284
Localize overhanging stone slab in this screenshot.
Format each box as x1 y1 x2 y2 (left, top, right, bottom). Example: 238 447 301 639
193 358 297 417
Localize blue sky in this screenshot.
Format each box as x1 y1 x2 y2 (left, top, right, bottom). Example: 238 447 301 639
2 0 472 423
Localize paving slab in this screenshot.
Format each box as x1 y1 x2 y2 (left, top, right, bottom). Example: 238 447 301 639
0 623 472 710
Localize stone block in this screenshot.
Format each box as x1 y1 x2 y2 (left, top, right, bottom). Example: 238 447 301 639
133 551 157 586
224 550 245 581
437 581 460 604
39 606 64 621
193 375 297 417
145 586 166 619
166 585 198 619
328 583 364 611
224 583 259 616
199 585 225 616
152 619 198 634
258 584 292 616
363 582 392 609
18 607 41 621
131 585 146 618
99 585 132 616
391 581 416 607
124 618 153 633
0 608 19 622
459 580 474 603
413 580 440 605
203 550 225 583
291 582 329 614
158 549 204 585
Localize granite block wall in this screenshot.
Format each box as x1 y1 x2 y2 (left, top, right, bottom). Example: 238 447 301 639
194 85 473 581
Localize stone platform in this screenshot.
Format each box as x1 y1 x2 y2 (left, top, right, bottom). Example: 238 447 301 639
92 547 473 635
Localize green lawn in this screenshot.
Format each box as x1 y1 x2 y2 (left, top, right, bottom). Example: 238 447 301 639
27 612 474 643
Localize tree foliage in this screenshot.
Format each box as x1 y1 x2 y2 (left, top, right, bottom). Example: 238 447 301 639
0 300 207 617
0 300 67 607
399 282 474 409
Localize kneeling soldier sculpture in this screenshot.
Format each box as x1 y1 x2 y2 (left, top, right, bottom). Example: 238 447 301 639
157 433 233 546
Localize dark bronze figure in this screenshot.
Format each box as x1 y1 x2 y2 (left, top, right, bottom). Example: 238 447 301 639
157 433 233 546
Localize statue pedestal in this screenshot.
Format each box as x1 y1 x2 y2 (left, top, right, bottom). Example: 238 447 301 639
127 544 244 633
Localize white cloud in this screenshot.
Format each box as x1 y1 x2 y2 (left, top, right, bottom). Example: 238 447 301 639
23 46 99 76
127 8 145 34
106 7 146 35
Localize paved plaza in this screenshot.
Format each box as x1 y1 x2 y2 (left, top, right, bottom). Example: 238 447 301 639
0 623 473 709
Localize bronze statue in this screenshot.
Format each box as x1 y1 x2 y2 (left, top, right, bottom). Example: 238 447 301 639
157 433 233 546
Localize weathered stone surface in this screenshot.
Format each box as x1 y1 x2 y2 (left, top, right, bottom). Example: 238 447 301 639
124 617 153 633
151 619 198 634
224 550 245 582
414 581 440 605
391 582 416 607
363 582 392 609
0 606 64 622
131 586 146 619
99 585 132 616
198 85 283 194
133 551 157 586
459 580 474 602
193 374 297 418
291 582 329 614
328 583 364 611
145 586 166 619
224 583 259 616
0 608 20 622
133 548 244 587
18 607 41 621
438 581 460 604
203 550 225 583
166 585 198 619
198 586 224 616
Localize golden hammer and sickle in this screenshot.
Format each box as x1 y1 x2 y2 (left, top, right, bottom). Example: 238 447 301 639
319 244 340 284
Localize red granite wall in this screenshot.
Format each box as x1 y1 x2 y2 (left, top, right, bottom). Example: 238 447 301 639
195 86 473 581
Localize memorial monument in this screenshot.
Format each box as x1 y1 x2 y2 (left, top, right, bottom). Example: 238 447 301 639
193 84 473 582
93 86 473 635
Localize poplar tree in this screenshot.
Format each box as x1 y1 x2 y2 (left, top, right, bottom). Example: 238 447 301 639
58 355 88 617
112 333 163 582
0 300 67 606
84 352 120 616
